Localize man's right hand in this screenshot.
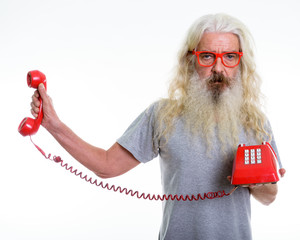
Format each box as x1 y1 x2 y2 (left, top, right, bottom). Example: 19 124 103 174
31 83 61 133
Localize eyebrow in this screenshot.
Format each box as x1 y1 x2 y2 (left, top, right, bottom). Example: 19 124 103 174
199 49 240 52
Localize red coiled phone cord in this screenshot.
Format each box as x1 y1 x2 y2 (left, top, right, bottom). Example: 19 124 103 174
30 136 238 201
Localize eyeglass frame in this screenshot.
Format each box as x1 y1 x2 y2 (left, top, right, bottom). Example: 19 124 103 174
191 50 243 68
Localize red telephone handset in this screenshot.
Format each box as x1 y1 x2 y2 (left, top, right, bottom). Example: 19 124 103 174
231 142 284 185
18 70 47 136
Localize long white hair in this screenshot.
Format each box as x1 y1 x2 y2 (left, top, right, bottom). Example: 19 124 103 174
156 13 270 145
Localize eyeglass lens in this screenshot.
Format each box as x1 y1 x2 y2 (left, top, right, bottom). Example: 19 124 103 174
199 52 240 67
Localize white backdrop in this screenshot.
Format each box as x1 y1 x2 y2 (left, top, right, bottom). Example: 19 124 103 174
1 0 299 239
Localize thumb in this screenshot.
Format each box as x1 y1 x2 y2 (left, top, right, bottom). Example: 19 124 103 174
38 83 47 100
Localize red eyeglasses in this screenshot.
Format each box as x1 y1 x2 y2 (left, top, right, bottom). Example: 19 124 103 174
192 50 243 68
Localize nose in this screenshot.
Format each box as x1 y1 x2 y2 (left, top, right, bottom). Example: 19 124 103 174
212 57 224 74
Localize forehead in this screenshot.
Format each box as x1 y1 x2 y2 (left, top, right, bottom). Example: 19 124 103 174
197 32 240 51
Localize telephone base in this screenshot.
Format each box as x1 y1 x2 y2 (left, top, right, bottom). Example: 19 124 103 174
231 142 280 185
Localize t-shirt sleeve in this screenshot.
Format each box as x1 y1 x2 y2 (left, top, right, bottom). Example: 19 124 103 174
265 119 283 169
117 102 160 163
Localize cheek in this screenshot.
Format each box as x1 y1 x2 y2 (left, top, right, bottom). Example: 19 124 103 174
196 66 211 79
227 67 240 79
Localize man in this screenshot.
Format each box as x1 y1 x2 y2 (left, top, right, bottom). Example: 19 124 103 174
31 13 281 239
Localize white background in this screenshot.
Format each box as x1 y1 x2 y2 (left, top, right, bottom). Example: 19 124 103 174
1 0 299 239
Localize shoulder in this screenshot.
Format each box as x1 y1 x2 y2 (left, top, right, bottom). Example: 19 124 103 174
148 98 178 112
146 98 170 114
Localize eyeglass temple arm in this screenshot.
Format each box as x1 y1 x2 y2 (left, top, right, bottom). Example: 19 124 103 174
188 49 197 54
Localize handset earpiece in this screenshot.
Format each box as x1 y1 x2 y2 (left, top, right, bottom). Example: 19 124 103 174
18 70 47 136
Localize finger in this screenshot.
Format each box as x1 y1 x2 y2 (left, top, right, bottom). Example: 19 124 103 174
31 109 38 118
34 90 40 98
31 102 40 114
31 95 40 107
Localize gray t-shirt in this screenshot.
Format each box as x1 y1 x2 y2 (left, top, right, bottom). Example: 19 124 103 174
117 101 280 240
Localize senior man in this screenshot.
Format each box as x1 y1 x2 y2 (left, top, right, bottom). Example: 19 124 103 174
31 13 281 240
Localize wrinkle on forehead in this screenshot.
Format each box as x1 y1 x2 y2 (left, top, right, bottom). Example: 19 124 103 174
198 32 240 52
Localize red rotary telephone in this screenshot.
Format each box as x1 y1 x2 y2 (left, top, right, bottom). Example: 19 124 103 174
18 70 47 136
231 142 285 185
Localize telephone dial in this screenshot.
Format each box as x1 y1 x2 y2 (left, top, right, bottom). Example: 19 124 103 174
231 142 285 185
18 70 47 136
19 70 285 201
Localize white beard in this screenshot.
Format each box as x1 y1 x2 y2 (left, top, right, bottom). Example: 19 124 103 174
183 71 243 153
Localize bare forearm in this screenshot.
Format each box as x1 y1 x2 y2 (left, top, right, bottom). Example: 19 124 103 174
249 183 278 205
47 120 111 177
31 84 140 179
